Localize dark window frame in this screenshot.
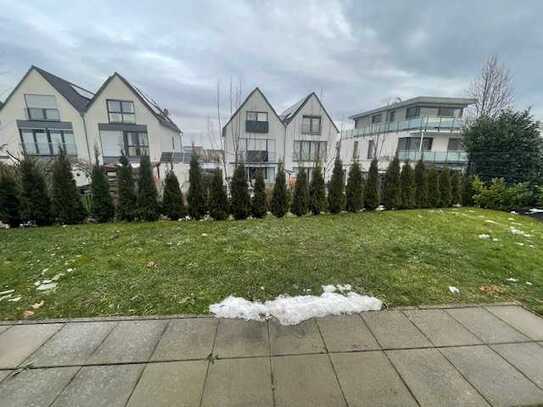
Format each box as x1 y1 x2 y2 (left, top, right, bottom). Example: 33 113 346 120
438 106 456 117
371 113 382 124
246 111 268 122
302 115 322 135
447 137 464 151
24 94 60 122
19 128 76 156
107 99 136 124
367 139 376 159
387 110 395 122
405 106 420 119
123 131 149 157
397 137 433 152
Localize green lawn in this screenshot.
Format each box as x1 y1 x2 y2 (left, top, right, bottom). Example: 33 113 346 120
1 208 542 320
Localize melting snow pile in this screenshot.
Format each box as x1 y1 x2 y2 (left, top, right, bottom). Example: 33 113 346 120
209 285 382 325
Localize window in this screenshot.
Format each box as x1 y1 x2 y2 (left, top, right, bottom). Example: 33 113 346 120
371 114 382 124
20 128 76 156
302 116 321 134
367 140 376 159
353 141 359 160
247 111 268 122
24 94 60 121
405 106 420 119
398 137 433 152
107 100 135 123
447 138 464 151
387 110 396 122
246 111 269 133
438 107 456 117
125 132 149 156
293 140 327 161
240 138 274 162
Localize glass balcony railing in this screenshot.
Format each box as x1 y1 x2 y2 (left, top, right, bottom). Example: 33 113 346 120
344 116 466 138
239 151 276 163
21 143 77 156
398 150 468 163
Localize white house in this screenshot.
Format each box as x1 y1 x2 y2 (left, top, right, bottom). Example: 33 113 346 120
0 66 183 185
222 88 339 184
340 96 476 173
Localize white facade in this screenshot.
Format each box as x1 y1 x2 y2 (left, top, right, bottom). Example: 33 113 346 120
340 96 476 173
0 66 183 186
222 88 339 184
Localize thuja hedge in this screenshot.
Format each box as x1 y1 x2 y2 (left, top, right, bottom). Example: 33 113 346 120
0 155 487 228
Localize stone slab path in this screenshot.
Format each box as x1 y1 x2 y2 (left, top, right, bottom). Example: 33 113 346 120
1 304 543 406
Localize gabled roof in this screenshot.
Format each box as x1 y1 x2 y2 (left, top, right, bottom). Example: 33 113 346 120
86 72 181 132
222 87 284 137
0 66 94 114
280 92 340 132
350 96 477 120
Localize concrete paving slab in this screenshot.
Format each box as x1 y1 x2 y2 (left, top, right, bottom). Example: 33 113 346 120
361 311 432 349
151 318 217 361
270 319 326 356
213 319 268 358
24 322 116 367
317 315 380 352
127 361 207 407
491 342 543 389
0 326 10 336
331 351 418 407
0 323 63 368
403 309 482 346
486 305 543 340
386 348 489 406
51 364 144 407
272 354 346 407
446 307 528 343
0 366 78 407
442 345 543 406
87 320 167 364
201 357 273 407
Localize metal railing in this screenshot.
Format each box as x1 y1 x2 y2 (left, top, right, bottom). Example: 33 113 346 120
344 116 466 139
398 150 468 163
21 142 77 156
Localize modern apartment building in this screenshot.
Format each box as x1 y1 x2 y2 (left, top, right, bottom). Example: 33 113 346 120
340 96 476 173
0 66 183 185
222 88 339 184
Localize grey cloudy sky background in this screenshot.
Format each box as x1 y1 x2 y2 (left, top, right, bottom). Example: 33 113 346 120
1 0 542 146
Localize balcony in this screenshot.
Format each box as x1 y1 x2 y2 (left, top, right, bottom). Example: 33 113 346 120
239 150 275 163
398 150 468 163
344 117 466 138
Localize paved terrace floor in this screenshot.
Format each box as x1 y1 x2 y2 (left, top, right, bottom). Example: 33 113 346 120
0 304 543 406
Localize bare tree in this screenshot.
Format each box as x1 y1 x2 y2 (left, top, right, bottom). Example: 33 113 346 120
468 55 513 119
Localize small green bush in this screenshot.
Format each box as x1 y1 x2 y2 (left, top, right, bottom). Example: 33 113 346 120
162 171 186 220
473 177 533 211
346 161 364 212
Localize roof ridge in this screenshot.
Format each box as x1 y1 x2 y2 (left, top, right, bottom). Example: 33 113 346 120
32 66 95 97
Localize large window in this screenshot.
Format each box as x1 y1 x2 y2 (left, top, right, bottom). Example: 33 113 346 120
405 106 420 119
447 138 464 151
398 137 433 152
371 114 382 124
20 128 76 156
367 140 376 159
107 100 135 123
302 116 321 134
293 140 327 161
247 166 275 183
387 110 396 122
438 107 456 117
353 141 359 160
239 138 274 162
24 94 60 121
246 111 269 133
125 132 149 156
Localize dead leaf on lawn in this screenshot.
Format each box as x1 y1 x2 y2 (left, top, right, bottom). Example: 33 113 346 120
23 310 34 319
479 285 505 295
146 261 158 269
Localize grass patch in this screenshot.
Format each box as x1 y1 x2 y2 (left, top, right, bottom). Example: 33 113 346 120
1 208 542 320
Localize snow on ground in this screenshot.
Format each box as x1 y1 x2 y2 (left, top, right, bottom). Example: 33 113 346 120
478 234 491 240
529 208 543 214
209 285 382 325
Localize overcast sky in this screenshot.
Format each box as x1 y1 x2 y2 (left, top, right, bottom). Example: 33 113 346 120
1 0 542 146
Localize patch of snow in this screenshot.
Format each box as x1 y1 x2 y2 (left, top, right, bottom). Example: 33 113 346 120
376 205 385 211
0 289 15 296
478 234 491 240
515 242 525 246
506 277 519 282
7 296 21 302
510 227 532 238
322 284 337 293
492 238 500 242
36 282 57 291
210 290 383 326
526 281 533 286
485 220 498 224
336 284 352 293
529 208 543 213
510 211 518 215
449 286 460 294
0 295 13 302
